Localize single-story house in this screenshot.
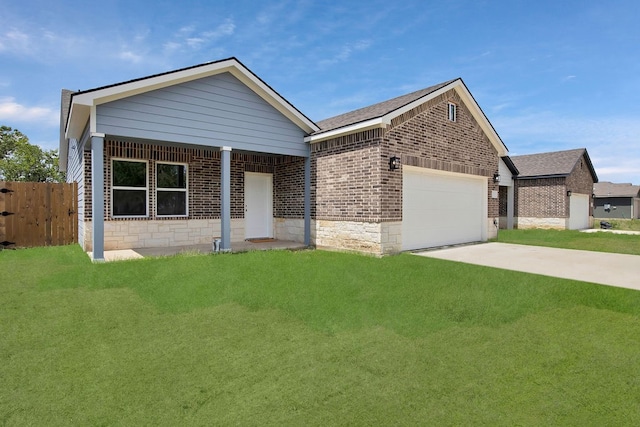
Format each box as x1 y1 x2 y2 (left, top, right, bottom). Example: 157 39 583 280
60 57 509 261
593 182 640 219
509 148 598 230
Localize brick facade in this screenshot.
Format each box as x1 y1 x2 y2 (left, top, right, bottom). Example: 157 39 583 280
84 139 306 222
311 89 500 253
81 139 307 249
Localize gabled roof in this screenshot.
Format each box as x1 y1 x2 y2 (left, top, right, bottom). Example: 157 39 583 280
61 57 319 167
315 80 456 133
593 181 640 198
510 148 598 182
307 78 508 156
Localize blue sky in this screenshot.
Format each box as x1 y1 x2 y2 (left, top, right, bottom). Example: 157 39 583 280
1 0 639 183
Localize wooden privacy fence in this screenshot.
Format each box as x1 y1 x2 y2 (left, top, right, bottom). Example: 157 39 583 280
0 181 78 249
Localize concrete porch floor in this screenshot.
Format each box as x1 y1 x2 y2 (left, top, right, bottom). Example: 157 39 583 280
90 239 310 262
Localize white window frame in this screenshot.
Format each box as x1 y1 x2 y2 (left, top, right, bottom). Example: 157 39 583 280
111 158 149 218
447 102 457 122
156 161 189 218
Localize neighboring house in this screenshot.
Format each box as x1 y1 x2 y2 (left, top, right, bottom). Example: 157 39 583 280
593 182 640 219
510 148 598 230
60 57 508 261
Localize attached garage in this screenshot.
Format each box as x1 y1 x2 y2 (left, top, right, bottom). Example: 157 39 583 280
568 193 590 230
402 166 487 251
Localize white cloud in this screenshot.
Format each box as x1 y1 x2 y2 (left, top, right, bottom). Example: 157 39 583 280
319 39 372 66
164 19 235 54
0 97 58 127
119 50 144 64
0 28 32 54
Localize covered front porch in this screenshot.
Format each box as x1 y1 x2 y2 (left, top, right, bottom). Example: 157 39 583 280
84 137 313 261
62 58 320 261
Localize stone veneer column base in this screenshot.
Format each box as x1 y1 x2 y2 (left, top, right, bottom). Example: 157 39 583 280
274 218 315 244
314 220 402 256
515 217 566 230
82 219 245 251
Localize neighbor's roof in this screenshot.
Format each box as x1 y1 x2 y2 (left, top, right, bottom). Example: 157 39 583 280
510 148 598 182
593 181 640 198
309 78 508 156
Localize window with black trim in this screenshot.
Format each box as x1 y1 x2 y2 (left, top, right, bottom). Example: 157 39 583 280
447 102 457 122
112 159 148 217
156 162 188 217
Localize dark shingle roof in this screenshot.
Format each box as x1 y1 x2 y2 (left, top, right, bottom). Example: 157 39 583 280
511 148 598 182
314 79 458 133
593 182 640 198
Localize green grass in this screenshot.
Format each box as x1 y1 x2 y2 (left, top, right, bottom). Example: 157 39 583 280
2 245 640 425
495 228 640 255
595 218 640 231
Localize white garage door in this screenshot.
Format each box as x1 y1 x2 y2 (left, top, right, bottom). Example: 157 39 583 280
402 166 486 251
568 193 589 230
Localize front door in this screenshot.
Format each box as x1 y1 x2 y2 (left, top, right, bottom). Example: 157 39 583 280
245 172 273 239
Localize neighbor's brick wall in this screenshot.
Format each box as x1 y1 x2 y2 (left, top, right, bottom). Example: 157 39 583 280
84 139 306 222
565 153 596 216
385 89 500 219
515 177 567 218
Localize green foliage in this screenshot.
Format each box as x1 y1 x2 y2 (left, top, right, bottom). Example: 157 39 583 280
0 125 65 182
2 246 640 424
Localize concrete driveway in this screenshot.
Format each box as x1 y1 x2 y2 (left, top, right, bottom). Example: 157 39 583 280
415 243 640 291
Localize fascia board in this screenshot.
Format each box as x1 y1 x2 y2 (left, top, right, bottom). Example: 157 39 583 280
68 58 318 136
65 103 91 140
305 118 385 143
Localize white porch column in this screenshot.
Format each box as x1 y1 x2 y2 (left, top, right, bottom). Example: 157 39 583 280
220 146 232 251
91 133 105 262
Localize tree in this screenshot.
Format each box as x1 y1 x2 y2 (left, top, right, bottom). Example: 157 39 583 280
0 126 65 182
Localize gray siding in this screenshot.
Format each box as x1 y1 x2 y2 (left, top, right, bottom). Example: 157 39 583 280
96 72 309 157
65 137 85 245
593 197 633 219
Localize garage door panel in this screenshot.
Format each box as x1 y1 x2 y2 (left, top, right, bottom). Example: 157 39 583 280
402 167 486 251
569 194 589 230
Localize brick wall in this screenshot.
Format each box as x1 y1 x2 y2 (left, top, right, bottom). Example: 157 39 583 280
311 129 384 221
274 157 306 218
566 153 596 216
385 89 500 219
84 139 306 222
515 177 566 218
310 89 500 223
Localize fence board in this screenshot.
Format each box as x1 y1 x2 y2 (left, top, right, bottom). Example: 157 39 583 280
0 181 77 248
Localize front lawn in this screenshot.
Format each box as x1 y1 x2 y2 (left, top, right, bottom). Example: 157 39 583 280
496 228 640 255
2 245 640 425
596 218 640 231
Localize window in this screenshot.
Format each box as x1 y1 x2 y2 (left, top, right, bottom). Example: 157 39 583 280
112 159 148 217
156 162 188 217
447 102 457 122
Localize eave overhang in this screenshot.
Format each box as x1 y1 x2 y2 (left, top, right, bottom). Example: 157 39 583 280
306 79 509 157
